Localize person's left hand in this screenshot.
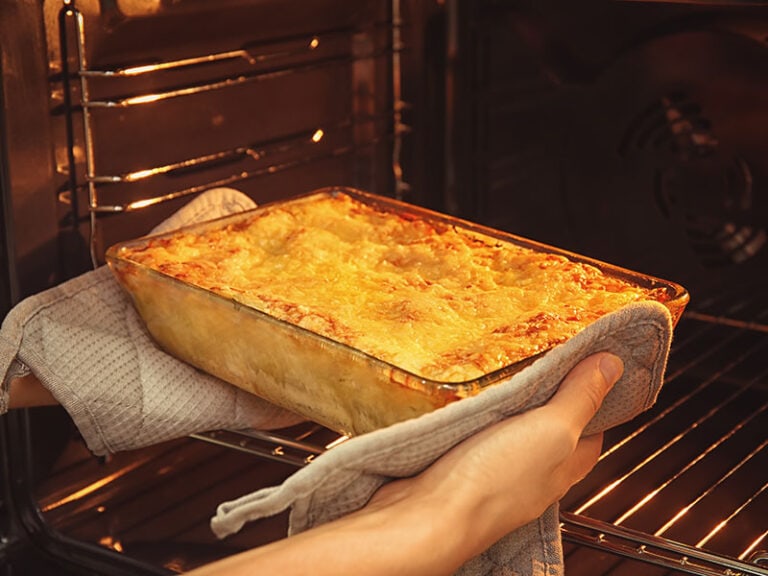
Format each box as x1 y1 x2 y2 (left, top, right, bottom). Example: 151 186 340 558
0 188 304 455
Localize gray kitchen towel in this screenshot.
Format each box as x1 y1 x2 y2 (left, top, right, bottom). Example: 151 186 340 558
0 188 303 455
210 300 674 576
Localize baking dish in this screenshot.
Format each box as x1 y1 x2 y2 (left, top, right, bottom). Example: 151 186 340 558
105 187 689 435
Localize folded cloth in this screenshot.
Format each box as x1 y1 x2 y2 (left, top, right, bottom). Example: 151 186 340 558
0 188 303 455
210 300 673 576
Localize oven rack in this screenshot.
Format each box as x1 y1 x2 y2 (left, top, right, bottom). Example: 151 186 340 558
190 427 347 469
57 117 400 212
57 0 408 264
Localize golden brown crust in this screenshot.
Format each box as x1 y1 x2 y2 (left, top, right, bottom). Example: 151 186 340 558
122 193 662 382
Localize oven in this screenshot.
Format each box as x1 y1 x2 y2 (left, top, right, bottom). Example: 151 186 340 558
1 1 766 575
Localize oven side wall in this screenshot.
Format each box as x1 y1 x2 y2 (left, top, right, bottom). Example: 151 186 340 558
0 0 65 309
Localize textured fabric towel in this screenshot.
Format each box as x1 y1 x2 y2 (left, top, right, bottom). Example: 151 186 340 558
0 188 303 455
210 300 673 576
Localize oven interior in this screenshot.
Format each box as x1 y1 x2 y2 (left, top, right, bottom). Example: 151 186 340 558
1 1 767 575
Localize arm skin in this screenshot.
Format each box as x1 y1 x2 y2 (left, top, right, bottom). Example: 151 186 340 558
7 372 58 408
185 352 624 576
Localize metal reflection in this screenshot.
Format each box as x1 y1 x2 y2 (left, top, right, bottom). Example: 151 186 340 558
577 339 768 515
741 531 768 562
41 460 145 512
695 481 768 549
654 438 768 537
613 401 768 526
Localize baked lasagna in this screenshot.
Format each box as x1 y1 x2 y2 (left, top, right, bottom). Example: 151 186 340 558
120 191 668 383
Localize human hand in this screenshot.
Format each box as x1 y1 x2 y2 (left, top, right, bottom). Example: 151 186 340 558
0 188 304 455
366 351 624 569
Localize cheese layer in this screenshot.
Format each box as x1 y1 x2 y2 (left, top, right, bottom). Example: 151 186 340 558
122 192 664 382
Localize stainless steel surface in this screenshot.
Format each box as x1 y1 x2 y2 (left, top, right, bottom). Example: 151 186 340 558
32 420 345 572
562 512 768 576
190 427 344 468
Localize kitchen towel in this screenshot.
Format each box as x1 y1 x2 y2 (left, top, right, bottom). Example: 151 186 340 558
0 187 304 455
210 300 674 576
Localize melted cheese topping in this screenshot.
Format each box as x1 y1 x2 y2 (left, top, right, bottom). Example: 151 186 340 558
123 192 663 382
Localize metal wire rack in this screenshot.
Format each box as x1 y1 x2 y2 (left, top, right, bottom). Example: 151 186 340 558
56 0 408 265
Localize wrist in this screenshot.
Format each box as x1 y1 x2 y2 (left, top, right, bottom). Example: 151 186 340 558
367 476 490 573
4 364 58 410
2 359 31 414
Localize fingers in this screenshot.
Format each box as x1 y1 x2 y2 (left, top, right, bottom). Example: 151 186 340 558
545 352 624 433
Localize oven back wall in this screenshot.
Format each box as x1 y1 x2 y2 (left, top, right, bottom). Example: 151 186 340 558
448 0 768 301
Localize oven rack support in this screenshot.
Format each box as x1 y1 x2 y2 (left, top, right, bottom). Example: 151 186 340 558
57 0 409 265
561 512 768 576
190 427 345 468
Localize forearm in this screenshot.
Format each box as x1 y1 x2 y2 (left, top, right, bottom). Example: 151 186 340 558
7 373 58 409
187 479 480 576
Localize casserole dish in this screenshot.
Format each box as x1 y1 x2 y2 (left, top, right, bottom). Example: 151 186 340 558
106 187 689 435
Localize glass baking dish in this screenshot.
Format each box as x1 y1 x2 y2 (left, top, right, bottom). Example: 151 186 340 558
105 187 689 435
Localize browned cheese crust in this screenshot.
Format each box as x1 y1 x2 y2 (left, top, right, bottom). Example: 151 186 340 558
122 193 665 382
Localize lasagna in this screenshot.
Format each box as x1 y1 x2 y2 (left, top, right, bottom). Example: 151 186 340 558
120 191 666 383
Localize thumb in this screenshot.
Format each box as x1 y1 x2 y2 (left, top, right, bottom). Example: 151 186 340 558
546 352 624 433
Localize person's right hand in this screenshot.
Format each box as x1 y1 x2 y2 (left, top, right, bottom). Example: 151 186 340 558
367 351 625 568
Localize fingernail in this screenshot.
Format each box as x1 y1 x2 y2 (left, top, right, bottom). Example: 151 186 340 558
599 354 624 385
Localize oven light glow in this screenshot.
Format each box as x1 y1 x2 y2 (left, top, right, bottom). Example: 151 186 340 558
696 479 768 548
165 558 187 573
325 435 348 450
613 489 660 526
309 37 320 49
312 129 324 143
41 462 145 512
740 530 768 561
655 506 689 536
121 64 161 76
697 520 728 548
